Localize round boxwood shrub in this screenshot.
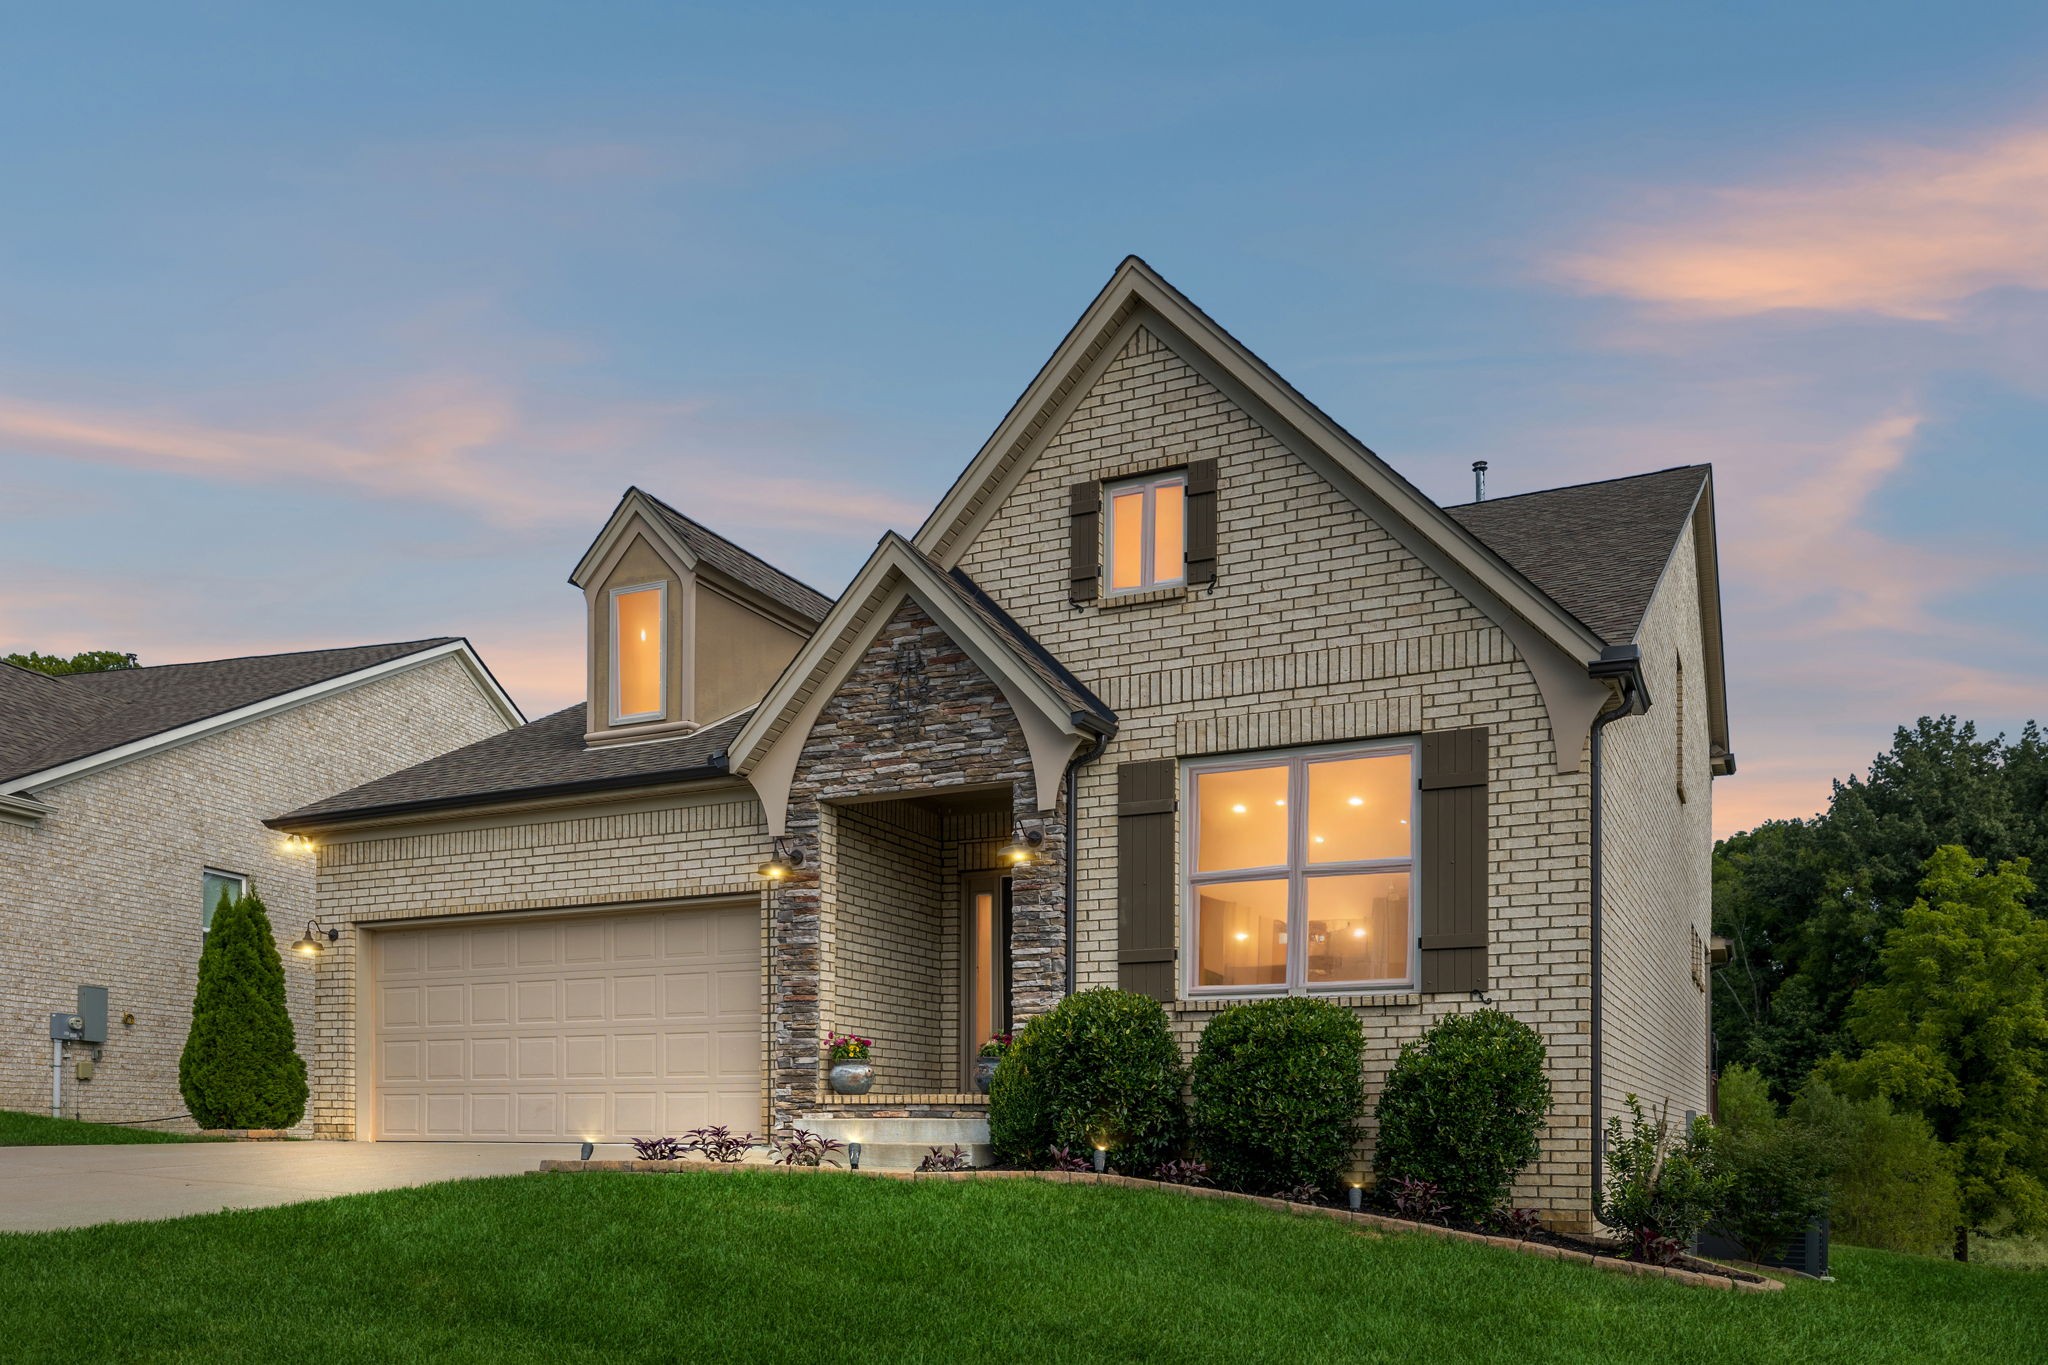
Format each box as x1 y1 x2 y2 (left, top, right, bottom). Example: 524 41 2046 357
989 989 1185 1170
179 887 309 1130
1372 1008 1551 1221
1190 997 1365 1194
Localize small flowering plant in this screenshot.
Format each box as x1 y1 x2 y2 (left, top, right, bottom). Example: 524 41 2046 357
826 1032 873 1063
976 1033 1013 1060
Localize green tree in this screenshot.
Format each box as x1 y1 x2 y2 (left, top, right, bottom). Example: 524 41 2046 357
179 887 308 1130
5 649 139 675
1709 1064 1832 1263
1711 820 1840 1097
1790 1078 1960 1256
1828 846 2048 1252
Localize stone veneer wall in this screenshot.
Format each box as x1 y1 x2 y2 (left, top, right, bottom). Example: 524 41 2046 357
305 787 770 1138
1597 517 1715 1129
0 655 508 1128
954 324 1602 1224
771 598 1063 1131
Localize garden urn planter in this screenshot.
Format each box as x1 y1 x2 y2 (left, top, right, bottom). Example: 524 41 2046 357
828 1060 875 1095
973 1057 1000 1093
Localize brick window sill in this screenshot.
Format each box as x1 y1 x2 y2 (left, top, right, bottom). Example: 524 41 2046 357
1094 585 1190 610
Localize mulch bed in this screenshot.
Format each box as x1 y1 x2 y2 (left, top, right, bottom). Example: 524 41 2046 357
538 1159 1779 1292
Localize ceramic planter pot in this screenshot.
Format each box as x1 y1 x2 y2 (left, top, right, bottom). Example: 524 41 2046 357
828 1060 874 1095
973 1056 1000 1093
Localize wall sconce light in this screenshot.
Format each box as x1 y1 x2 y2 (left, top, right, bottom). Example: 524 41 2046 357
997 825 1046 867
283 833 315 853
294 921 338 957
756 836 805 881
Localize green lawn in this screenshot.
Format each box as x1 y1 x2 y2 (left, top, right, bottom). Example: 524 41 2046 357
0 1109 226 1146
1 1172 2039 1363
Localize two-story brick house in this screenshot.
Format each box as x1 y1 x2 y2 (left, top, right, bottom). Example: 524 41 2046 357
273 258 1731 1226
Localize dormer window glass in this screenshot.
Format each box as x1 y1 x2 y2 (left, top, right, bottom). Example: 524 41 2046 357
1105 472 1186 594
610 582 666 723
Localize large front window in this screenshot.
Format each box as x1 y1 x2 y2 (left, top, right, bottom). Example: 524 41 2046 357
610 582 666 723
1105 471 1186 594
1186 743 1416 994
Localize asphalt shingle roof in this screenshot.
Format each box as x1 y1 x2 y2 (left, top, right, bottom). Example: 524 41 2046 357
636 489 834 624
1 639 461 785
938 562 1115 731
275 704 748 825
1445 466 1708 645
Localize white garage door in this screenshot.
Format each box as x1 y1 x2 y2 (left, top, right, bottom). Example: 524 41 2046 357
371 903 761 1142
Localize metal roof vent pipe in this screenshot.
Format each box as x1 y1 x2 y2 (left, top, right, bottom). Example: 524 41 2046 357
1472 460 1488 501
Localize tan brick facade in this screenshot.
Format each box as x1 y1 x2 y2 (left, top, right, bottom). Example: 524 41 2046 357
0 655 508 1128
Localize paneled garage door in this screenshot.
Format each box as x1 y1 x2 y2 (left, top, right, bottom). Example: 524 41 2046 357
371 903 761 1141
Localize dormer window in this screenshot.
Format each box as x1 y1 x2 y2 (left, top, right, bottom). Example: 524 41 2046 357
1105 471 1186 594
610 582 666 723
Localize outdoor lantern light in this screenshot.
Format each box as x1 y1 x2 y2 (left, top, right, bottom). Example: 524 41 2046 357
997 826 1045 867
294 921 337 957
756 837 805 881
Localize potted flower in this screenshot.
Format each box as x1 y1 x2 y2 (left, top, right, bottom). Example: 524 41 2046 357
826 1032 875 1094
973 1033 1011 1094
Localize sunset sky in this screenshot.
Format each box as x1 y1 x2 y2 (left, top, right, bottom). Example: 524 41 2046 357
4 3 2044 838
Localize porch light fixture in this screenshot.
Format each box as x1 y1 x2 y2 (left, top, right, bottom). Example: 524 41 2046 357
757 837 805 881
996 826 1045 867
294 921 337 957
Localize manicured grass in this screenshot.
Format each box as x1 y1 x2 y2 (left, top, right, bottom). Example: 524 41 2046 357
0 1110 226 1146
2 1172 2041 1363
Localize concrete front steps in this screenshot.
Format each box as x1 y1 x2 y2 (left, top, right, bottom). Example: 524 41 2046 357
795 1098 991 1171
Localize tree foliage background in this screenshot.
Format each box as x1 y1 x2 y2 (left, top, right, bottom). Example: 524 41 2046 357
4 649 139 675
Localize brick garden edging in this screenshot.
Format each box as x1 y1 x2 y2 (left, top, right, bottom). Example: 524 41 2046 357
535 1160 1782 1293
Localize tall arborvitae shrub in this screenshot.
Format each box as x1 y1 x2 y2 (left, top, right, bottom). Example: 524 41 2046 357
179 888 308 1129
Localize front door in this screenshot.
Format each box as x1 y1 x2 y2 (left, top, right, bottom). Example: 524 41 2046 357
961 873 1011 1087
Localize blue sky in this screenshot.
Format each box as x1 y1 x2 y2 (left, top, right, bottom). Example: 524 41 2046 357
4 2 2045 835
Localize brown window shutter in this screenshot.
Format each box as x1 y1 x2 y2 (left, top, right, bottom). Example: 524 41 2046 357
1418 726 1489 994
1184 458 1218 585
1069 481 1101 603
1117 758 1178 1001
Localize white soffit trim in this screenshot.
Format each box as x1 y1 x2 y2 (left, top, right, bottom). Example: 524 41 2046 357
0 791 51 825
729 533 1093 833
912 256 1607 665
0 641 523 798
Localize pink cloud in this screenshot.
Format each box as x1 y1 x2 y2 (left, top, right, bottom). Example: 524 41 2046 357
1552 124 2048 319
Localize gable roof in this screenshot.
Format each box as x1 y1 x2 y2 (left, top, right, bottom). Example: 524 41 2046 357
1446 466 1710 646
569 486 833 626
727 531 1117 832
0 639 522 791
271 704 747 828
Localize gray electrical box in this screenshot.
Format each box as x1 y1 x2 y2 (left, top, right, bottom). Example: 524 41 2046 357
49 1013 82 1042
76 986 108 1044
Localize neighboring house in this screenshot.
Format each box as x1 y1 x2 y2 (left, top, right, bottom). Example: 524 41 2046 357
0 640 521 1126
274 258 1730 1228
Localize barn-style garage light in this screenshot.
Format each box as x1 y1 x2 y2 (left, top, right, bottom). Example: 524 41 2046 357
756 837 805 881
294 921 338 957
996 825 1045 867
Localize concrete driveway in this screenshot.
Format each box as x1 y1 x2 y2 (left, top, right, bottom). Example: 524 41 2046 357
0 1141 602 1234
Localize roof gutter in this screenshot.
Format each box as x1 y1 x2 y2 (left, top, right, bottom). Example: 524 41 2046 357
1061 723 1115 997
0 791 51 826
1585 644 1650 1216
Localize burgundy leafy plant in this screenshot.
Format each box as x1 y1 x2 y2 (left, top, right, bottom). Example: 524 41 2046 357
1154 1158 1212 1187
1493 1206 1544 1241
1631 1231 1688 1267
771 1127 844 1168
1389 1175 1450 1223
1278 1182 1323 1205
916 1144 974 1173
1047 1144 1092 1173
683 1125 760 1163
632 1135 685 1161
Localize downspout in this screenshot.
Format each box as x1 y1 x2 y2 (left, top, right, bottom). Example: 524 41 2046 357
1062 725 1112 998
1585 645 1650 1213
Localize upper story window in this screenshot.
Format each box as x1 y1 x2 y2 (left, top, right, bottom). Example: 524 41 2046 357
1185 742 1417 995
610 582 666 723
1105 471 1186 594
202 868 247 933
